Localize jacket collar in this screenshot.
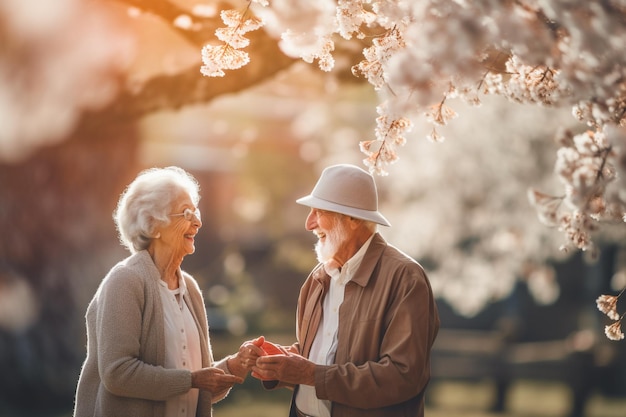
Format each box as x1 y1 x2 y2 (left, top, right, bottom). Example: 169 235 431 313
311 263 331 292
351 232 387 287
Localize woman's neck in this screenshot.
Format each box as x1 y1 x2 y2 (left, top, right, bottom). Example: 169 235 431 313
148 246 181 289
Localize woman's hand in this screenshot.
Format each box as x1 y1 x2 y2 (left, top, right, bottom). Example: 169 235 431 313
191 367 243 395
227 336 266 377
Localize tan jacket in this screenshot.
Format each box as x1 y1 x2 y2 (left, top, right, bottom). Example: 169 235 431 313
291 233 439 417
73 250 226 417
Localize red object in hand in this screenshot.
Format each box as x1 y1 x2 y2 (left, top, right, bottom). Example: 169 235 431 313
261 341 285 356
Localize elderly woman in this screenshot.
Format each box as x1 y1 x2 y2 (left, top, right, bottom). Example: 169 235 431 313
74 166 262 417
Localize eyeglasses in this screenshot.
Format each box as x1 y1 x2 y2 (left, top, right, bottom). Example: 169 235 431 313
169 207 201 222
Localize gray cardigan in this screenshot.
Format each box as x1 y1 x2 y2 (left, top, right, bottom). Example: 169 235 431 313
73 250 229 417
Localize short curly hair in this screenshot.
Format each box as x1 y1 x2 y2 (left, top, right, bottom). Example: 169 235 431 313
113 166 201 253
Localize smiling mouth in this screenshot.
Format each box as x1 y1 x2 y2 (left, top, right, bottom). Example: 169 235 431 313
314 230 326 240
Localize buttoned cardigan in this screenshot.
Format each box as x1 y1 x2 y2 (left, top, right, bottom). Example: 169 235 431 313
73 250 228 417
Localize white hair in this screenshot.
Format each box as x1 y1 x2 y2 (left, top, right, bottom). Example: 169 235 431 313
113 166 200 253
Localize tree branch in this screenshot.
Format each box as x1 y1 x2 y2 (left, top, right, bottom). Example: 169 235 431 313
76 28 297 133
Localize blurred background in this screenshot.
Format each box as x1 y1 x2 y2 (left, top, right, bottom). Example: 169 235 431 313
1 1 625 417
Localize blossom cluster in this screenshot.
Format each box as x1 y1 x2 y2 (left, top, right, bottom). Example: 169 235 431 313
360 102 413 176
200 3 263 77
528 128 626 254
352 27 406 90
482 57 568 106
597 289 625 341
424 95 458 143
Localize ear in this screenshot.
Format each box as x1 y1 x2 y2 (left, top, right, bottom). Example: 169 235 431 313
347 217 362 230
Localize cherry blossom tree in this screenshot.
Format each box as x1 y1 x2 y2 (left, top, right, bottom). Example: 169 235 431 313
2 0 626 344
201 0 626 337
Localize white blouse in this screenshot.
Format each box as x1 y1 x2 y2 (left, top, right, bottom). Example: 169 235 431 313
158 275 202 417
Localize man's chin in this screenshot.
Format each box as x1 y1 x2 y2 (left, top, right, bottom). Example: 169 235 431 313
315 246 333 265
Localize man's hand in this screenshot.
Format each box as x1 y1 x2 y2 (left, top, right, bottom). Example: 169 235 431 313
191 367 243 395
251 353 316 386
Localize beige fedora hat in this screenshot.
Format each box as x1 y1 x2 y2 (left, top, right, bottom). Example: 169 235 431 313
296 164 391 227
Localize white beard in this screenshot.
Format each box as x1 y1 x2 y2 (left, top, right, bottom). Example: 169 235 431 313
314 217 348 264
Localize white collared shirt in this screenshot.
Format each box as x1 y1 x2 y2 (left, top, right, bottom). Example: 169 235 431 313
295 234 374 417
158 274 202 417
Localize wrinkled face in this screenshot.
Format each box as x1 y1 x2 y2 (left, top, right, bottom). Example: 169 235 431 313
159 192 202 258
305 208 350 264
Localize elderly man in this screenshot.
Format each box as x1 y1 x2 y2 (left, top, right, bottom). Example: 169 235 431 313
252 164 440 417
